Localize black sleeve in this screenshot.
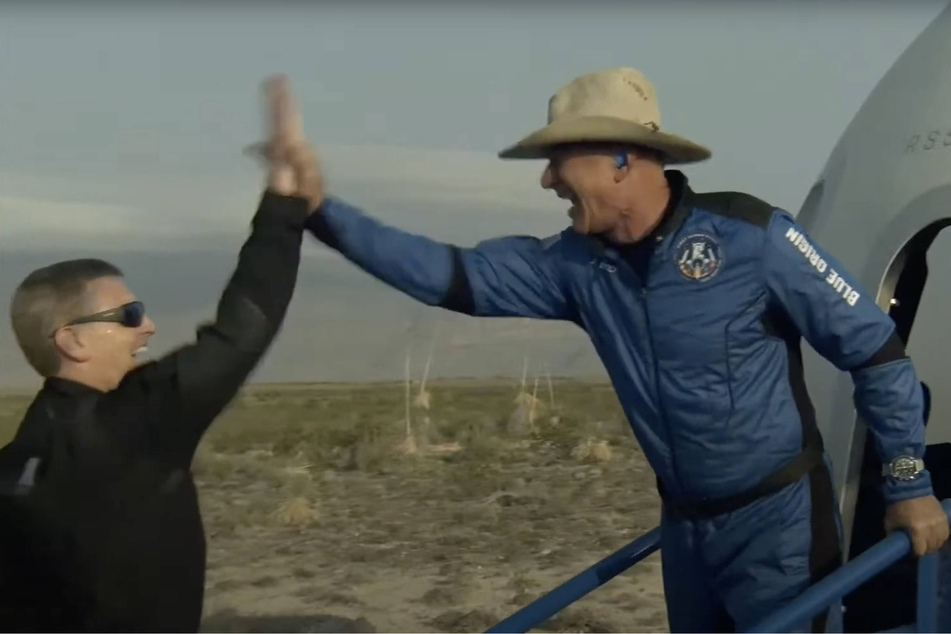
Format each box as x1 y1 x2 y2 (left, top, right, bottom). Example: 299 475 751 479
122 190 308 462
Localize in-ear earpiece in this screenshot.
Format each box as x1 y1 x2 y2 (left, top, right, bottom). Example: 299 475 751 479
614 153 628 169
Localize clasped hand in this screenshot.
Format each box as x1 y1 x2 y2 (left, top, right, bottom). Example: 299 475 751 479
247 74 325 212
885 494 950 557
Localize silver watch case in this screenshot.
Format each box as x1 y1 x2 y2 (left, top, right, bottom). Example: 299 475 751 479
882 456 926 481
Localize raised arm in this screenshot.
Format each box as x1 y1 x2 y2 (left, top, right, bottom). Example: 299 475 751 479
306 196 576 321
762 208 947 555
124 191 307 457
123 75 314 460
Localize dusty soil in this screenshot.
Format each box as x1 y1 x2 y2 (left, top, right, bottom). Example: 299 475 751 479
0 379 667 633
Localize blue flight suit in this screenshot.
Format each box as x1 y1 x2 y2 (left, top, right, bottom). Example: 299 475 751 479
307 170 931 632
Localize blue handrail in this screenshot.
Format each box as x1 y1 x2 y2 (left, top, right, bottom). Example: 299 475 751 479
487 499 951 633
485 527 661 633
916 550 939 633
746 498 951 632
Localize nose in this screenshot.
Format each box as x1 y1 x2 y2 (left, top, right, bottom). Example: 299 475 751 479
141 315 156 336
540 163 556 190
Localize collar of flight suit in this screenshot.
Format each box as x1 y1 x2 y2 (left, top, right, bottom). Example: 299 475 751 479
587 168 696 257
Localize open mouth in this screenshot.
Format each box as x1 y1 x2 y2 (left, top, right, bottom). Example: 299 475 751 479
567 197 580 218
555 189 580 220
132 346 149 358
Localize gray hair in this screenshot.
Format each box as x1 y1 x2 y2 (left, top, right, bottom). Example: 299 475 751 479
10 259 123 377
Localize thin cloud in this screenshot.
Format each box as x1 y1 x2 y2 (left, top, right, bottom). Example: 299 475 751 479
321 144 554 214
1 144 560 253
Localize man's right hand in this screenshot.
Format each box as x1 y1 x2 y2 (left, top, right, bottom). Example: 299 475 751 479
885 494 950 557
260 74 325 212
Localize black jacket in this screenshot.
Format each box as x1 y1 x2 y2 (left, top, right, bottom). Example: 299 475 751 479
0 191 308 631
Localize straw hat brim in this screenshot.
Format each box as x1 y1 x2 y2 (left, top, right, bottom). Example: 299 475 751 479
497 115 711 164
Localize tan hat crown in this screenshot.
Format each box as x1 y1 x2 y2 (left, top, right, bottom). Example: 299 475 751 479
548 68 661 131
499 66 711 165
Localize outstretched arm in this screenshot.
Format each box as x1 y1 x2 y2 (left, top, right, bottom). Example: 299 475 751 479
307 196 576 321
123 191 307 460
763 209 947 555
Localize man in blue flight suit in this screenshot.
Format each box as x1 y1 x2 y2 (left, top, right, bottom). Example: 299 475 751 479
269 68 949 631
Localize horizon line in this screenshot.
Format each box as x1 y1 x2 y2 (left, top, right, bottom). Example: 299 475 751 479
0 373 613 396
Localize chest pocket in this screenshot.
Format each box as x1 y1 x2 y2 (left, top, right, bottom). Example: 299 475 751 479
647 247 747 421
651 226 769 424
650 292 734 415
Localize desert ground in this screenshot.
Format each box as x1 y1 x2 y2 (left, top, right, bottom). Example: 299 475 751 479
0 378 667 633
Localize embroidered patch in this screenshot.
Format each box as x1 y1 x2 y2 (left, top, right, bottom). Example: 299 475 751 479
675 233 722 281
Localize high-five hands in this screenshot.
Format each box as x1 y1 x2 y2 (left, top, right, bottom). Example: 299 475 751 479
248 74 325 212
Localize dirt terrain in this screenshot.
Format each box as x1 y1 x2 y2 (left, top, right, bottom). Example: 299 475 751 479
0 379 667 633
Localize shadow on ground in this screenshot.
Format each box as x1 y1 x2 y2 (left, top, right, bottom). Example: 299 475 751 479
200 609 375 633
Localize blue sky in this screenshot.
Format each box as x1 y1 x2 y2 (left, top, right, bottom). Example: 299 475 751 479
1 1 949 386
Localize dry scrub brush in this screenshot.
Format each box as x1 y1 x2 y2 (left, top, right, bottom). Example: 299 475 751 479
197 381 631 477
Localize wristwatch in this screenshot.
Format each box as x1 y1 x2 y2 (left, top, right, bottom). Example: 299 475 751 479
882 455 926 481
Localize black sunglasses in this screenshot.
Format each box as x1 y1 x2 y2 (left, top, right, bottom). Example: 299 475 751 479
49 301 146 337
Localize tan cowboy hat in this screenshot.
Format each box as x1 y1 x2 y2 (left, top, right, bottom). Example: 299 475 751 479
498 67 711 165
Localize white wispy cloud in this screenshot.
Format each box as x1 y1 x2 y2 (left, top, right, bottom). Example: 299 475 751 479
1 195 189 245
1 144 559 253
321 145 554 214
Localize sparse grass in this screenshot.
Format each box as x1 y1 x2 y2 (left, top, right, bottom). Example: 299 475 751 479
0 393 32 444
572 437 615 463
0 379 667 633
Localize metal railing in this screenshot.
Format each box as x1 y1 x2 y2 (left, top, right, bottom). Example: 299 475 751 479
487 499 951 633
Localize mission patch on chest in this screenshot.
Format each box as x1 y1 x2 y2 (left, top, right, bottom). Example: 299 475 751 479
674 233 723 282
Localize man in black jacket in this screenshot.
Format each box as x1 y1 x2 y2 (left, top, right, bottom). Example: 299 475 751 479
0 76 318 631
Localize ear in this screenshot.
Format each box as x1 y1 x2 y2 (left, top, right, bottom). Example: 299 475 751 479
613 153 630 183
53 327 92 363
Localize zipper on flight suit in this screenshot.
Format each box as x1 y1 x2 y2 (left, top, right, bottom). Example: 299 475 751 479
607 237 685 498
